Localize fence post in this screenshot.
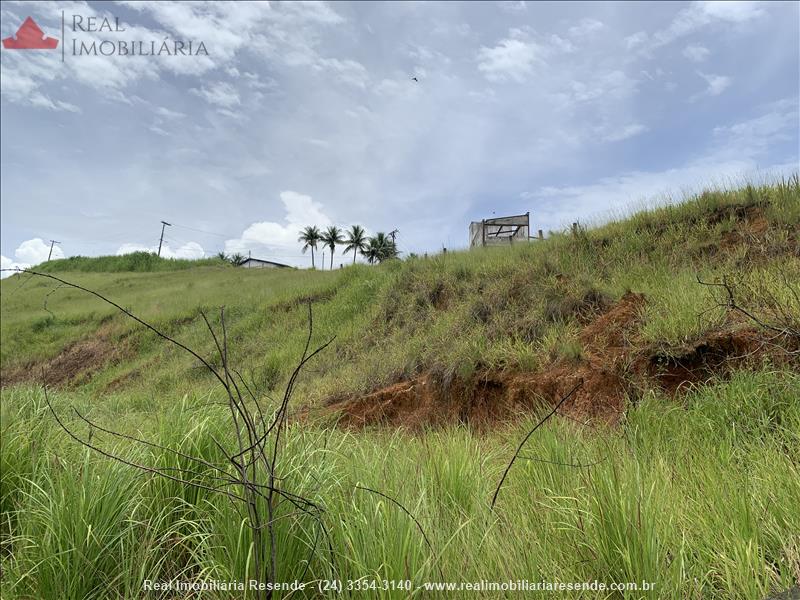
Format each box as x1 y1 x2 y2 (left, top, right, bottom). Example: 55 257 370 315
538 229 544 240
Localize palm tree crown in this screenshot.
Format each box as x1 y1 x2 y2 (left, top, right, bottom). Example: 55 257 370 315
298 225 321 269
320 225 345 270
363 232 398 264
343 225 368 265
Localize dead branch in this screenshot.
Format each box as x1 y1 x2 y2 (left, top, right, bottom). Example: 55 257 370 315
697 274 800 341
16 269 334 600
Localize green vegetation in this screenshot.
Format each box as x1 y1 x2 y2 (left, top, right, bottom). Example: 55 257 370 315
298 223 398 269
343 225 368 265
3 179 796 402
2 372 798 599
35 251 228 273
1 178 799 598
298 225 322 269
321 225 346 271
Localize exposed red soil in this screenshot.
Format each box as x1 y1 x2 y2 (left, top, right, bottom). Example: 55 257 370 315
327 293 646 429
324 291 795 430
647 328 797 394
1 328 127 388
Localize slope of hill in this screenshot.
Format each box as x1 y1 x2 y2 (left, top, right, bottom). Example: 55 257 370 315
1 179 799 599
2 179 798 423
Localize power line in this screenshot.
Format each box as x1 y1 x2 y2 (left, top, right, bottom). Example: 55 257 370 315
170 222 234 238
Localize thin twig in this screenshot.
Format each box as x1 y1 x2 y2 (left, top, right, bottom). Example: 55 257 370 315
490 380 583 510
355 485 444 579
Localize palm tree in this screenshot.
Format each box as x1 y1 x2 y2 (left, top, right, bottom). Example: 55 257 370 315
363 238 380 264
320 225 345 270
298 225 321 269
229 252 246 266
363 232 397 264
343 225 367 265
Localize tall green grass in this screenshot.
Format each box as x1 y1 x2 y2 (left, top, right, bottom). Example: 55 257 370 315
2 369 798 598
1 179 799 598
36 252 229 273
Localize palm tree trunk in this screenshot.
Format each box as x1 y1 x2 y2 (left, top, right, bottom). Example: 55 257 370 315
330 248 335 270
353 250 356 265
311 247 315 269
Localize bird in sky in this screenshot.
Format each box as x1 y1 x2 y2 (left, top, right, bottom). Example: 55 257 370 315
411 76 418 82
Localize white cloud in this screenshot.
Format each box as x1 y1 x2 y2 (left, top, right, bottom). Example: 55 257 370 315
568 18 604 37
602 123 648 142
712 98 799 153
0 0 346 111
149 125 169 136
155 106 186 119
694 72 732 99
116 241 205 259
695 1 765 23
548 34 576 53
27 91 80 113
216 108 245 120
315 58 370 89
477 35 542 82
524 159 793 232
15 238 64 264
1 238 64 277
683 44 710 62
498 1 527 13
223 191 333 266
521 100 798 230
190 81 241 108
568 70 638 104
0 255 25 278
633 0 768 54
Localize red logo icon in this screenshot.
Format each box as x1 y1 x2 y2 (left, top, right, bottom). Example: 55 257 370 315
3 17 59 50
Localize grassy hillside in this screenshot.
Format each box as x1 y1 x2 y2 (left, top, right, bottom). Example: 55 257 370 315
2 179 798 412
1 179 799 599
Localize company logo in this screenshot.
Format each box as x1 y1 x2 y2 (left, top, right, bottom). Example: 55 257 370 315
2 17 59 50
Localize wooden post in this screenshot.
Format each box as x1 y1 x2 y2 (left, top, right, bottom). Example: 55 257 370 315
538 229 544 240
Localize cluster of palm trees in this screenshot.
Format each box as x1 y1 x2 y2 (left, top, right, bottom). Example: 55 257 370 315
216 251 247 266
298 225 398 269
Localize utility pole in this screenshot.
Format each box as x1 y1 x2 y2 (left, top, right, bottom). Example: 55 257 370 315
157 221 171 257
47 240 60 261
389 229 398 245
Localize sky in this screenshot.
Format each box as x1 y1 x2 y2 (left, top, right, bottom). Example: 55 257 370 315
1 0 798 274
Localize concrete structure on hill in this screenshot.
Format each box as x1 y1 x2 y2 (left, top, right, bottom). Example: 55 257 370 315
239 257 291 269
469 212 531 247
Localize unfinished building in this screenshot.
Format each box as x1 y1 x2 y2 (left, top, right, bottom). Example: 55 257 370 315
469 212 530 248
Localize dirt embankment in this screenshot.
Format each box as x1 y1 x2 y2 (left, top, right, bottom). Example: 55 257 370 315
326 291 796 430
1 327 127 388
